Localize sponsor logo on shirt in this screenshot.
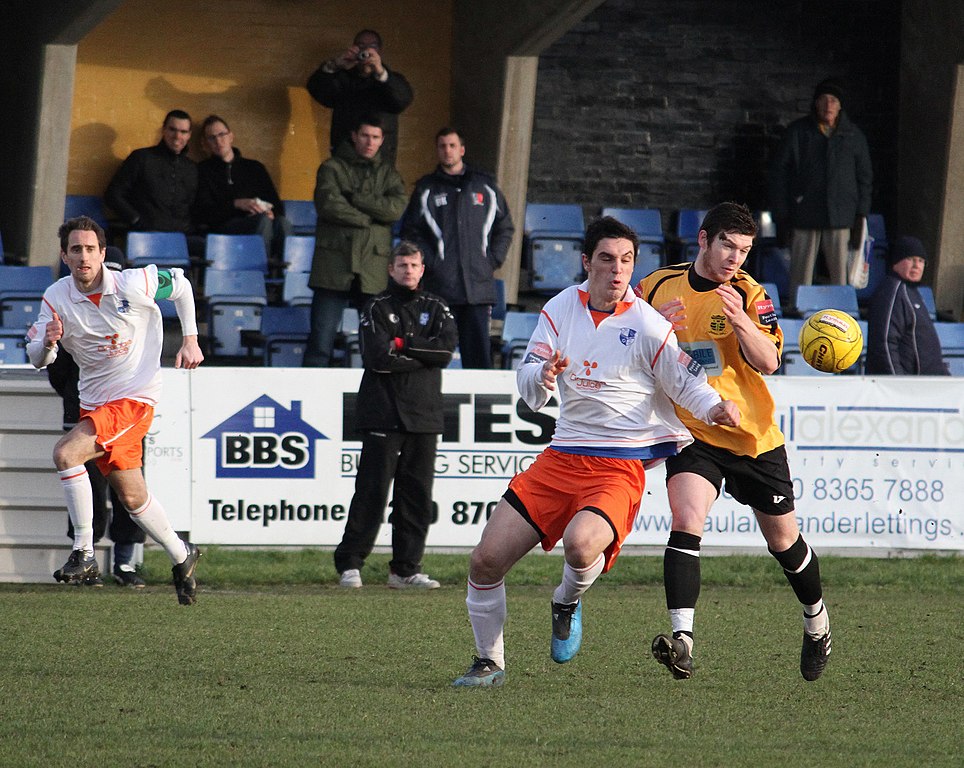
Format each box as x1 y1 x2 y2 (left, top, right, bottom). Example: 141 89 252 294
756 299 777 325
433 193 448 207
708 314 728 337
569 359 602 391
619 327 638 346
678 349 703 376
97 333 133 358
473 192 485 206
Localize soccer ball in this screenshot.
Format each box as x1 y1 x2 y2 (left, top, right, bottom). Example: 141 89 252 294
798 309 863 373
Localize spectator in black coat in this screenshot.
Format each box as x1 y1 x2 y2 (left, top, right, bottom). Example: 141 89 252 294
307 29 414 166
195 115 292 259
865 236 948 375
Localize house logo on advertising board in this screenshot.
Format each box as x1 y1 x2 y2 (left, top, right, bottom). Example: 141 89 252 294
201 395 327 479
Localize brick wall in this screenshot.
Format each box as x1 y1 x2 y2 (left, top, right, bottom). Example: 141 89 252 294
528 0 900 230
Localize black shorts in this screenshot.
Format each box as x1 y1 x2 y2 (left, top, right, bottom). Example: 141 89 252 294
665 440 795 515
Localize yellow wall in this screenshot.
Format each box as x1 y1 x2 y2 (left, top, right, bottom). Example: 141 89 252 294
69 0 452 202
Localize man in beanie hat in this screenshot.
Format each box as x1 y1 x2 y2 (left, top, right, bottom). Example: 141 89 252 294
865 235 949 375
769 77 873 304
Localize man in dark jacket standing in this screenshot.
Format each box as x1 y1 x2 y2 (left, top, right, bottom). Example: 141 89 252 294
307 29 414 166
401 128 514 368
303 115 407 367
334 241 458 590
195 115 292 259
769 79 873 302
105 109 198 235
865 236 948 375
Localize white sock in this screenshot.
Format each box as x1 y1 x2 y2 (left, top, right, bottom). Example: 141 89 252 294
466 579 506 668
552 553 604 606
670 608 695 637
128 494 188 564
59 466 94 555
803 601 829 637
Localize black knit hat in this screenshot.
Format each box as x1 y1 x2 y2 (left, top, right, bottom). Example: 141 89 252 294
888 235 927 268
813 78 845 104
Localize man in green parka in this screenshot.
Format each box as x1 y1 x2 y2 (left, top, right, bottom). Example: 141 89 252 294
304 114 407 367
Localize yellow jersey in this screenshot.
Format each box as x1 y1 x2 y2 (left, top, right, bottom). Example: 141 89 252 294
637 263 784 457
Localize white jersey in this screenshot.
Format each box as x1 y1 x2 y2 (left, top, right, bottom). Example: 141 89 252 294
26 265 188 409
517 282 722 458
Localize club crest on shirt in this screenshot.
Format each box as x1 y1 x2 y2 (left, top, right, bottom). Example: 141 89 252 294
678 349 703 376
433 193 448 207
419 311 429 326
619 327 637 346
388 313 399 323
708 314 728 337
472 192 485 206
116 299 131 314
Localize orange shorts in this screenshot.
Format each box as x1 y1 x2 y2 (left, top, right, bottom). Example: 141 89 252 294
80 399 154 475
506 448 646 572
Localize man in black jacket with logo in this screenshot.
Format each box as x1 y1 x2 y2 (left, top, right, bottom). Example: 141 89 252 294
401 128 514 368
334 241 458 590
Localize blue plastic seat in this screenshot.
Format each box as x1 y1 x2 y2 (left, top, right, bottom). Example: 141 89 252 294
0 327 27 364
524 203 585 293
917 286 937 320
204 270 267 358
500 311 540 369
283 236 315 273
284 200 317 236
125 231 190 269
282 270 313 307
0 265 55 330
795 285 859 318
205 234 268 273
250 305 311 366
64 195 110 230
675 208 708 262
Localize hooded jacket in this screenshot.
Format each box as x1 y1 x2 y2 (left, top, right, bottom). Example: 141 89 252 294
309 141 407 295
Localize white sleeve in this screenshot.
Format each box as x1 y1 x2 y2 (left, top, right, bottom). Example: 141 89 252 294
162 267 199 337
25 298 58 369
649 326 722 423
515 311 558 412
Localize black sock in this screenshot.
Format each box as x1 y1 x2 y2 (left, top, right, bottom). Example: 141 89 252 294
769 534 823 606
664 530 702 609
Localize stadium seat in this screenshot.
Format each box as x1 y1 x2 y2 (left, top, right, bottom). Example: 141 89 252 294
282 270 313 307
284 200 316 236
934 322 964 375
64 195 110 230
794 285 859 318
500 311 540 369
524 203 585 293
204 269 267 358
283 236 315 273
0 327 27 364
205 234 268 273
241 305 311 366
674 208 707 262
332 307 361 367
602 207 664 285
917 286 937 320
761 283 783 317
0 265 54 330
125 231 191 269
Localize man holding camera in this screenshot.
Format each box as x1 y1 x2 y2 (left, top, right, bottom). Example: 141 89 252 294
307 29 414 166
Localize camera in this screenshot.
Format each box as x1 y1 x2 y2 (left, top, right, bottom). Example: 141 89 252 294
357 49 373 61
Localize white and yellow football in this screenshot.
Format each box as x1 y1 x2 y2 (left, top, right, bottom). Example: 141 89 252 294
798 309 863 373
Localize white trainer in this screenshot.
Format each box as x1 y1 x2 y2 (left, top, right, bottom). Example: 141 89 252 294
387 572 440 590
339 568 363 588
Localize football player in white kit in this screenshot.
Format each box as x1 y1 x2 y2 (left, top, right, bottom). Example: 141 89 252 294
26 216 204 604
